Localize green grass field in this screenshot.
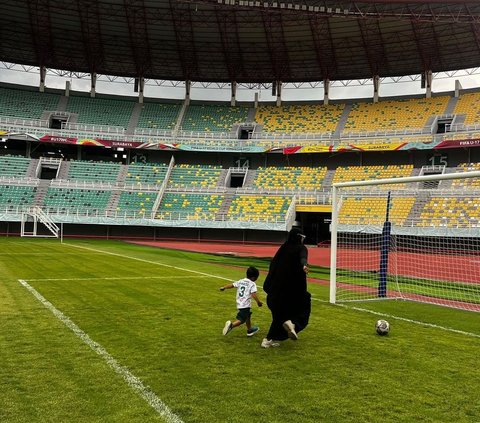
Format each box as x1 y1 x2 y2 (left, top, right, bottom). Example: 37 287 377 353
0 237 479 423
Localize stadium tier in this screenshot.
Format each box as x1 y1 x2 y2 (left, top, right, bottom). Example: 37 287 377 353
338 196 415 225
43 187 112 212
418 197 480 228
66 95 135 127
124 162 169 186
137 102 182 130
253 166 328 190
167 164 223 188
181 104 250 132
0 155 32 177
116 190 158 215
453 92 480 125
254 104 344 133
157 193 224 220
332 164 414 187
2 85 480 143
0 87 60 120
343 96 449 132
227 195 292 222
66 160 122 183
0 184 37 209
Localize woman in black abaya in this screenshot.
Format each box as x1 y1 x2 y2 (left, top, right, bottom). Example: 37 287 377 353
261 228 311 348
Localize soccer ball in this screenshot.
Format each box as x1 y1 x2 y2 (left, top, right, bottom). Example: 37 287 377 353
375 319 390 336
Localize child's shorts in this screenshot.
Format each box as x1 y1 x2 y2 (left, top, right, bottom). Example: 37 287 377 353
236 308 252 323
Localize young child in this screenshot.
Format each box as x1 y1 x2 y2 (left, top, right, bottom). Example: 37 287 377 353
220 266 263 336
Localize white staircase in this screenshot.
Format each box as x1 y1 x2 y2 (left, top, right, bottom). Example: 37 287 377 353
21 206 60 238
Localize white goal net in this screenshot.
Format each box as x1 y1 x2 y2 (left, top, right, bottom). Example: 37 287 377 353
329 171 480 312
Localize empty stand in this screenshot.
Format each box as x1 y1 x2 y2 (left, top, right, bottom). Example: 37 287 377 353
418 197 480 228
343 97 449 132
157 192 224 220
181 104 250 132
253 166 328 190
0 184 37 210
0 155 32 177
339 196 415 225
43 187 112 212
67 161 121 183
66 95 135 127
137 102 182 130
0 87 60 119
125 162 169 186
168 164 223 188
332 165 414 188
116 190 158 216
453 92 480 125
227 195 292 222
255 104 343 133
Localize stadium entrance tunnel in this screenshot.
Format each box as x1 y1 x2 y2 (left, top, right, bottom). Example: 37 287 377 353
296 212 331 245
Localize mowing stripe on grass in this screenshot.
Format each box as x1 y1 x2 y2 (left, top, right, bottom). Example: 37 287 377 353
18 279 184 423
28 276 209 282
334 303 480 339
67 243 479 339
65 243 233 281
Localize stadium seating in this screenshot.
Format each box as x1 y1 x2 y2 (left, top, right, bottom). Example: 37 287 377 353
181 104 250 132
253 166 328 190
418 197 480 228
0 184 36 209
227 195 292 222
453 93 480 125
66 96 135 127
255 104 343 133
339 197 415 225
168 164 222 188
137 102 182 130
116 190 158 216
43 188 111 212
157 193 224 220
452 163 480 187
332 165 414 187
67 161 121 183
343 97 449 132
124 162 169 186
0 87 60 119
0 155 32 177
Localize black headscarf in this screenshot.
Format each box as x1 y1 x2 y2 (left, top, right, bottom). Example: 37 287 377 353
263 228 308 304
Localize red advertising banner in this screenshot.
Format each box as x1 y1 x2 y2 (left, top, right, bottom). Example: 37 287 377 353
434 139 480 149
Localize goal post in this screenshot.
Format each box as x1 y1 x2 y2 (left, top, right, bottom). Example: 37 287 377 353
330 170 480 312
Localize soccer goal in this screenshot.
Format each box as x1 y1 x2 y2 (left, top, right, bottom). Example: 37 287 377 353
329 170 480 312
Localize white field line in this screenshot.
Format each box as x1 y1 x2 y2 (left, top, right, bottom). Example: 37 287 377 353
28 275 210 282
311 297 480 339
18 279 184 423
67 243 479 339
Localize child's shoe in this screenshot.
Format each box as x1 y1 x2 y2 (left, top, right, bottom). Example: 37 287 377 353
223 320 233 336
261 338 280 348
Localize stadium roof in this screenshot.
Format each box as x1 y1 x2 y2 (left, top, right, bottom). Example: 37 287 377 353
1 0 480 84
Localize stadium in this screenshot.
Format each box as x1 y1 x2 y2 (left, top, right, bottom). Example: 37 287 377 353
0 1 479 422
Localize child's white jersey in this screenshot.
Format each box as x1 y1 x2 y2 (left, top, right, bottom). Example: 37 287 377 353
233 278 257 309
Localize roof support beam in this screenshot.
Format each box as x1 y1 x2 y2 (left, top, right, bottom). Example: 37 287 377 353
124 0 153 78
357 17 389 77
308 15 337 80
261 11 292 81
169 0 198 81
27 0 55 68
76 0 105 75
215 10 246 82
